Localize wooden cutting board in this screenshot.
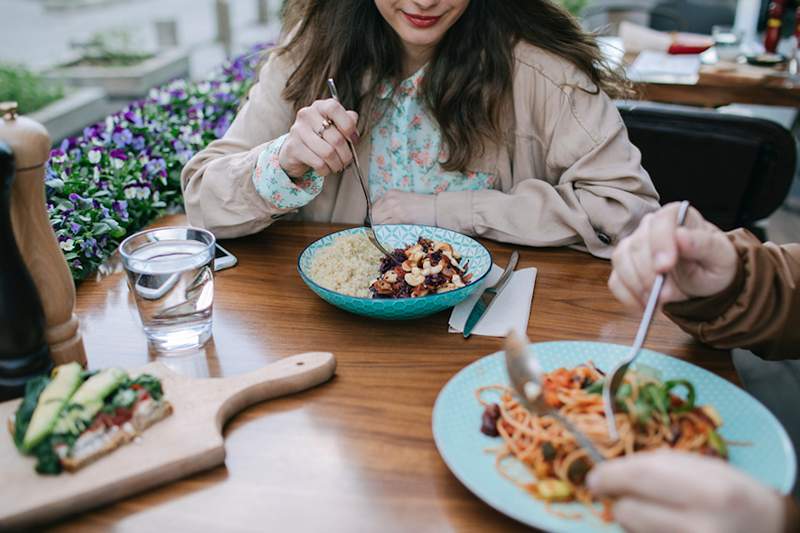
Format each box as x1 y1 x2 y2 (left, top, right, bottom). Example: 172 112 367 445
0 351 336 529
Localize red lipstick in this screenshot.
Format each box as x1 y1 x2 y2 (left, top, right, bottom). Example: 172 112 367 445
402 12 441 29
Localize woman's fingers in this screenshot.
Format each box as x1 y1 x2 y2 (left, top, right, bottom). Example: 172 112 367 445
320 126 352 169
292 112 344 172
313 99 359 140
287 139 331 176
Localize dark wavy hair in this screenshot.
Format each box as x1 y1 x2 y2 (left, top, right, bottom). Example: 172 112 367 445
279 0 630 172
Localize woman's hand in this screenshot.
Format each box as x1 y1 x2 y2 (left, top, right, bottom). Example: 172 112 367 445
587 450 786 533
278 98 359 178
372 190 436 226
609 202 738 310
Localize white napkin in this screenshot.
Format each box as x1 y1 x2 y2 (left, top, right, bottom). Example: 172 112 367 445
628 50 701 83
448 264 537 337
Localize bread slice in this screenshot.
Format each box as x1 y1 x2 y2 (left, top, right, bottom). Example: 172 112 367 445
61 399 173 472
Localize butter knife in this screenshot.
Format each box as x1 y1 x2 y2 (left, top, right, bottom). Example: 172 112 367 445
462 251 520 338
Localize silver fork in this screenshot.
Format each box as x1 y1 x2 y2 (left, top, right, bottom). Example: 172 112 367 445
504 330 605 464
603 200 691 440
326 78 396 262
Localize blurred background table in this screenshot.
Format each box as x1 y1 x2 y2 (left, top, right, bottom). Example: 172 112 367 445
633 56 800 107
48 215 735 532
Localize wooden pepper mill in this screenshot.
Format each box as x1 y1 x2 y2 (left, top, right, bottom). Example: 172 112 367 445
0 102 87 372
0 140 52 399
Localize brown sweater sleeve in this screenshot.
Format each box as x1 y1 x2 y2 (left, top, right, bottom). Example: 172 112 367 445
663 229 800 360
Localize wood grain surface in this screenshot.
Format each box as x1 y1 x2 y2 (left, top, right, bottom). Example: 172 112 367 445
40 216 735 532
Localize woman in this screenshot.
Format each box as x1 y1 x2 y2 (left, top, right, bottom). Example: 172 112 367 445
181 0 659 257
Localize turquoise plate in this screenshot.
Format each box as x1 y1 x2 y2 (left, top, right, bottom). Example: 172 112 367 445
298 225 492 320
432 341 797 533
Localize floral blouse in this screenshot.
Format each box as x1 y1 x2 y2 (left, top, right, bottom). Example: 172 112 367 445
252 67 497 210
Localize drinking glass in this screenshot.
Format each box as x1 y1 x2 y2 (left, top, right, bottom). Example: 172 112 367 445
712 25 743 62
120 227 215 352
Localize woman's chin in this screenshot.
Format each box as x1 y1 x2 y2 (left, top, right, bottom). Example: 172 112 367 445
395 29 445 49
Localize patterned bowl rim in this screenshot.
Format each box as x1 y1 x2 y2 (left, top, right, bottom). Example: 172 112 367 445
296 224 493 302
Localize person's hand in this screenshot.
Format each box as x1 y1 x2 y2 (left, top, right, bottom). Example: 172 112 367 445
609 202 738 310
372 190 436 226
587 450 786 533
278 98 359 178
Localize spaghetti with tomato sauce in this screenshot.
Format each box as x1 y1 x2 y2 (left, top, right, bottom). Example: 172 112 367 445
477 363 728 522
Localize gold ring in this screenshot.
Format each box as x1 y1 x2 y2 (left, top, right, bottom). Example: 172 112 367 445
316 118 333 137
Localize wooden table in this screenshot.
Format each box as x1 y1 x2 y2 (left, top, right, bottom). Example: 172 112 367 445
49 217 735 532
631 55 800 108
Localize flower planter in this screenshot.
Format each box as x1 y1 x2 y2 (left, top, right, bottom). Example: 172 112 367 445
44 48 191 99
29 87 109 144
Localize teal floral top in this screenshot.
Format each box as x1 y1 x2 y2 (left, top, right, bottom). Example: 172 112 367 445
252 67 497 210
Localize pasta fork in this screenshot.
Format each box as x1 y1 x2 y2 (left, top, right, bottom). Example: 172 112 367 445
326 78 396 262
504 330 605 464
602 200 691 440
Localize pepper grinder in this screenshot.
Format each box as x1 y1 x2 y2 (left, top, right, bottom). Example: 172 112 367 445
0 102 87 370
0 140 52 399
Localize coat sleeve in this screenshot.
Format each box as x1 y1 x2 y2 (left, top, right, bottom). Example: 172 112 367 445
434 61 660 258
664 229 800 360
180 50 297 238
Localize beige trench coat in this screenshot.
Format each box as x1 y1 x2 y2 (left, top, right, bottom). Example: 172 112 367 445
181 41 660 258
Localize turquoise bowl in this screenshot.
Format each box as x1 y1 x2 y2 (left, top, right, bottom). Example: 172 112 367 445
298 225 492 320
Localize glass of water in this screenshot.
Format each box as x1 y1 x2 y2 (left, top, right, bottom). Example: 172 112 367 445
120 227 215 352
712 25 743 63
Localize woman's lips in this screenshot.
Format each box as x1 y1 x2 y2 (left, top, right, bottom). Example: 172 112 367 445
402 12 442 29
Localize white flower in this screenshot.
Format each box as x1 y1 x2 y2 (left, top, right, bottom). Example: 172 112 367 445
88 149 101 164
190 133 202 145
112 158 125 170
136 188 151 200
124 188 137 199
60 239 75 252
197 82 210 94
158 92 171 105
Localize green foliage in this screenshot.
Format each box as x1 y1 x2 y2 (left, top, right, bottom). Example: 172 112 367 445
556 0 590 17
0 63 64 114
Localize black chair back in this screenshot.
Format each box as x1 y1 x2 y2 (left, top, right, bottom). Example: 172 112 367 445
617 103 796 234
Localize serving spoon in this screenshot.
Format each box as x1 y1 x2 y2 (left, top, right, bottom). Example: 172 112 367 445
326 78 396 262
602 200 691 440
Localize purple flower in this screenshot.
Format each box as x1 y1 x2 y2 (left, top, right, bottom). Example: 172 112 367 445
109 149 128 160
50 148 66 163
112 129 134 147
68 193 82 203
69 222 81 234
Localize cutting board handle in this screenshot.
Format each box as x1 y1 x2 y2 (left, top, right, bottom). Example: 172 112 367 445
211 352 336 429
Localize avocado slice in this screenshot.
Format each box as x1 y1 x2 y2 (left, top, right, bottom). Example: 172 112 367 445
53 368 128 436
21 363 84 453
